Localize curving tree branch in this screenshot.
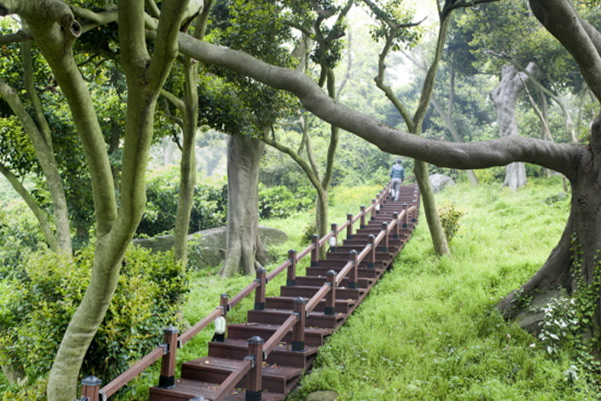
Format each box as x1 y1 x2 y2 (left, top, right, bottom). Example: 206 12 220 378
177 34 583 180
529 0 601 102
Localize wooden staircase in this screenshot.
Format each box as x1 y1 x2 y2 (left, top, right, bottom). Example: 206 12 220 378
76 184 419 401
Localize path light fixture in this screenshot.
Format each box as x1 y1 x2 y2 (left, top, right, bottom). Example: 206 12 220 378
213 316 226 342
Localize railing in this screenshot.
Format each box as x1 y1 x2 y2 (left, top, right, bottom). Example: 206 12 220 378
76 184 419 401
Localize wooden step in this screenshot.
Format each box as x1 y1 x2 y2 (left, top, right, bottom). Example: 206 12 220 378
324 251 393 264
266 295 356 314
227 322 332 346
331 245 399 256
306 264 384 279
342 237 405 246
279 285 365 300
294 275 374 289
208 338 318 369
247 308 345 329
149 377 284 401
181 356 302 394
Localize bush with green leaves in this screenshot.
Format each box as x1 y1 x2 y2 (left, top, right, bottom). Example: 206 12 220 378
258 185 313 219
0 245 188 399
137 167 227 237
438 202 464 243
0 200 45 278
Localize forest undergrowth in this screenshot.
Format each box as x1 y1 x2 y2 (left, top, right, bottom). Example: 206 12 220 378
2 179 594 401
288 178 598 401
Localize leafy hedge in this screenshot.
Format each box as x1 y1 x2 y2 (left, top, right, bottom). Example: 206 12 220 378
137 167 315 238
0 201 45 278
0 246 188 400
137 169 227 237
258 185 314 219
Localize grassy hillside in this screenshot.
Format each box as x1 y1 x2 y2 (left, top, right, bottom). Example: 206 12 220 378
3 180 590 400
287 178 597 400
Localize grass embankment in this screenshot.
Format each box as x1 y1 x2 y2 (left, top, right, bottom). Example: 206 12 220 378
14 180 583 400
288 178 596 401
177 185 383 365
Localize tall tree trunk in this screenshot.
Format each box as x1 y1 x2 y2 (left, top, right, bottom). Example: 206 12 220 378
370 10 451 256
0 81 72 254
490 63 539 190
431 97 479 185
21 38 73 254
316 188 328 248
173 57 199 267
220 135 267 277
0 163 58 251
498 125 601 332
414 160 449 254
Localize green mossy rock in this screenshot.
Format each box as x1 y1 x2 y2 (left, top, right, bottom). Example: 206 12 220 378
133 226 287 269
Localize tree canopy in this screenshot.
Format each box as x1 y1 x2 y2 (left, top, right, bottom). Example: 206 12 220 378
2 1 601 400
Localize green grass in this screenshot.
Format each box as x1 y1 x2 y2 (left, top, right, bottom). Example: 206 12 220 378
4 180 587 400
287 178 596 400
108 184 385 400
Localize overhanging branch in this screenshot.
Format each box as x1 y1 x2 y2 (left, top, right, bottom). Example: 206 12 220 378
177 34 582 179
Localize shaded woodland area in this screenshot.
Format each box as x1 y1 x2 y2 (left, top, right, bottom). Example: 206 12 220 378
1 0 601 400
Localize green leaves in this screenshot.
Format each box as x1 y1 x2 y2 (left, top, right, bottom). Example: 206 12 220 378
0 245 188 397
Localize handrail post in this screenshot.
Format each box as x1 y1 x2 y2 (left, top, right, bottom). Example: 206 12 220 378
360 206 366 228
371 199 376 220
213 293 229 342
158 326 179 389
346 213 353 239
254 267 267 311
403 203 409 228
325 270 337 316
292 297 307 351
311 235 320 266
220 293 230 317
367 234 376 269
330 223 338 251
80 376 101 401
381 222 389 253
349 250 358 289
392 212 400 239
287 249 297 286
245 336 265 401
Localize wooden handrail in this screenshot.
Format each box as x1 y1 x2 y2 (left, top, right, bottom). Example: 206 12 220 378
335 260 354 286
179 308 222 346
375 229 386 245
263 314 297 356
101 347 164 399
266 259 292 282
318 230 335 247
228 280 260 309
296 243 314 261
212 359 252 401
357 244 372 263
337 219 350 233
305 284 331 314
78 183 413 401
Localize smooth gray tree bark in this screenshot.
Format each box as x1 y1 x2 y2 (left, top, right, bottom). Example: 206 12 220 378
177 0 601 331
220 134 267 277
490 62 540 190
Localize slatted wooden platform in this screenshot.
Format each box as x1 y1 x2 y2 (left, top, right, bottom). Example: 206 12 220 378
148 185 419 401
76 184 419 401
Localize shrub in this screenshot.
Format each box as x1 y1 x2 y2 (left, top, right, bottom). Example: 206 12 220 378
137 167 227 237
0 246 188 399
258 185 313 219
438 202 464 243
0 201 45 278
